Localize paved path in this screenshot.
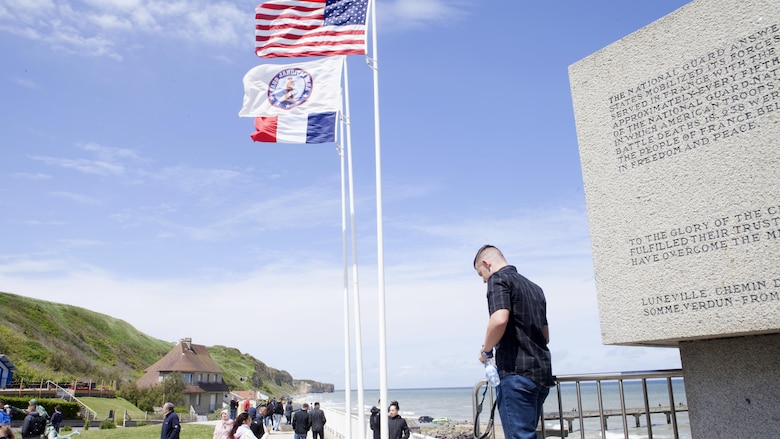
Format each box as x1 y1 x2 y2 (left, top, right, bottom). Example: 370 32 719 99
192 421 296 438
261 431 295 439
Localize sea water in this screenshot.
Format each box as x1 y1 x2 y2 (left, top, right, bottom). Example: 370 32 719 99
304 378 690 439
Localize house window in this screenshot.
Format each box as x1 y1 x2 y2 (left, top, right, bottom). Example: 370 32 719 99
184 373 193 383
196 394 201 405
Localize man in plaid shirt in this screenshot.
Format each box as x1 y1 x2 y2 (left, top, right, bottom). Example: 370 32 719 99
474 245 554 439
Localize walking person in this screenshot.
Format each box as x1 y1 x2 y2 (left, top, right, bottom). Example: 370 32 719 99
387 401 409 439
284 398 293 425
0 401 11 427
21 403 45 439
473 245 554 439
263 400 274 431
228 413 258 439
161 402 181 439
28 400 47 420
308 402 326 439
50 405 63 434
230 397 239 420
369 401 381 439
272 398 284 431
291 403 310 439
214 409 233 439
250 405 268 438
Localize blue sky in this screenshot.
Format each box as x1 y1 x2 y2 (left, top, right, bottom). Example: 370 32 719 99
0 0 693 390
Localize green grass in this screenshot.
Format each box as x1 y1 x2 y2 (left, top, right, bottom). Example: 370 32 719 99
78 397 147 420
0 291 304 395
76 423 214 438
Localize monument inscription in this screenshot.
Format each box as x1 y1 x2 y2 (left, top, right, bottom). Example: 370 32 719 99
627 204 780 266
610 23 779 173
570 0 780 345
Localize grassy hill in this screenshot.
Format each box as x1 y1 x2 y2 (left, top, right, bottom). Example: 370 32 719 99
0 292 171 382
0 291 315 396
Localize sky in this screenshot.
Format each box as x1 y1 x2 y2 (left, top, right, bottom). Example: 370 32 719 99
0 0 694 390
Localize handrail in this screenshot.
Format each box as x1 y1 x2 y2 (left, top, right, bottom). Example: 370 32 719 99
553 369 684 439
45 380 98 420
473 369 685 439
472 380 495 439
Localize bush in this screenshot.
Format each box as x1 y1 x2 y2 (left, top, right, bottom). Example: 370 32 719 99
99 420 116 429
83 419 90 430
0 397 80 420
61 425 73 432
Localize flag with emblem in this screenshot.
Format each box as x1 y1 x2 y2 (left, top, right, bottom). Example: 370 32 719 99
255 0 368 58
239 56 343 144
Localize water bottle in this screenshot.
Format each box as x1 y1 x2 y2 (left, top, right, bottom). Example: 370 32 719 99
484 355 500 387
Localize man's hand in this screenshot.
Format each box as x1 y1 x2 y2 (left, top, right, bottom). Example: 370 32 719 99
478 348 493 364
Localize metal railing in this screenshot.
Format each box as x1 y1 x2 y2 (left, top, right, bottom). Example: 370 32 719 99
473 369 685 439
45 380 99 420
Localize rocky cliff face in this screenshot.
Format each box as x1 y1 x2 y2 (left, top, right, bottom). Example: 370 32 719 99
294 379 335 394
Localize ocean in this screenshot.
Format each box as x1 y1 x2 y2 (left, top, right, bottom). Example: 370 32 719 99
305 378 690 439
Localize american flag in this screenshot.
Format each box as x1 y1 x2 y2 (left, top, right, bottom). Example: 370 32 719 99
255 0 368 58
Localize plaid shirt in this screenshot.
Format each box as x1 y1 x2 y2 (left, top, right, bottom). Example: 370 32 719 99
487 265 554 386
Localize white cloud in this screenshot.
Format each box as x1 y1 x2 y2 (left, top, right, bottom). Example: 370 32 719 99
10 172 52 180
28 142 148 177
50 190 101 205
88 13 133 31
0 0 250 59
82 0 143 11
379 0 470 30
0 0 470 59
12 77 41 89
79 142 147 163
31 155 125 176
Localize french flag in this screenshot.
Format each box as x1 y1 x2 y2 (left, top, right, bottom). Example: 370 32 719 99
239 56 343 145
251 112 336 144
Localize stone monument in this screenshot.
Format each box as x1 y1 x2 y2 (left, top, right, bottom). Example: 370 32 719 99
569 0 779 436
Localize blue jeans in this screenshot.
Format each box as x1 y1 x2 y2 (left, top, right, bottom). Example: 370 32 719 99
496 374 550 439
294 434 308 439
273 413 282 430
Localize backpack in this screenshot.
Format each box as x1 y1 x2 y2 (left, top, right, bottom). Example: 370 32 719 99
30 414 47 436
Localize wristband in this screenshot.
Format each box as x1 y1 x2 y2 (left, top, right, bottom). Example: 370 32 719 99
481 351 493 358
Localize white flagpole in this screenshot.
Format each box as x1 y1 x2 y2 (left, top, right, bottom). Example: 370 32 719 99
367 2 389 439
338 101 353 439
343 56 367 439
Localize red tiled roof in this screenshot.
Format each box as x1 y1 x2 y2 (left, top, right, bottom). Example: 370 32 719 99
136 340 224 388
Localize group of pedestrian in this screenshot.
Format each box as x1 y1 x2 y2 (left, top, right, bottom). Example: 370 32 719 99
266 398 285 431
0 398 65 439
290 402 326 439
214 398 326 439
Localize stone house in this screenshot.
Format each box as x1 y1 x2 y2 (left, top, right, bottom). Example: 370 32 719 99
137 338 229 415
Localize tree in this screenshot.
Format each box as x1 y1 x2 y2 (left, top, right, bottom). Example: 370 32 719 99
117 373 185 412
